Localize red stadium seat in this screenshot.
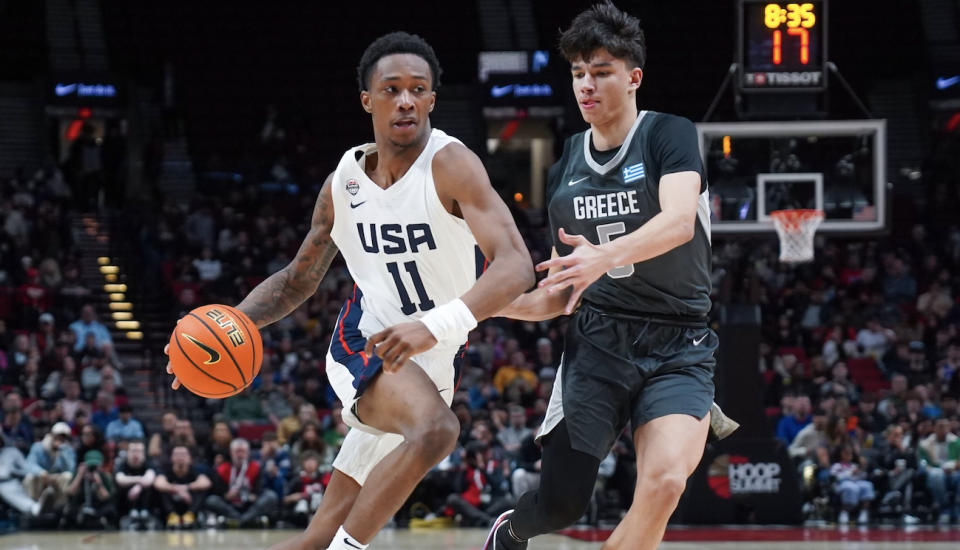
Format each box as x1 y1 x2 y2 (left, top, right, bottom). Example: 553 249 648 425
237 423 274 443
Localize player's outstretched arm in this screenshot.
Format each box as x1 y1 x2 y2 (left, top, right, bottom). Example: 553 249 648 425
434 143 535 321
496 247 571 321
236 173 338 328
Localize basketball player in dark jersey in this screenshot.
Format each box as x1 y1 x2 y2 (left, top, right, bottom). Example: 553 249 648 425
481 3 737 550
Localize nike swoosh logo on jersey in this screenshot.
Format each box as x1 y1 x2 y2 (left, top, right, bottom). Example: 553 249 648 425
350 201 367 209
693 334 708 346
182 333 221 364
568 176 590 186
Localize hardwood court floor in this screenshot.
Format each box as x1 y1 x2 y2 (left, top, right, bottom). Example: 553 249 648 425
1 527 960 550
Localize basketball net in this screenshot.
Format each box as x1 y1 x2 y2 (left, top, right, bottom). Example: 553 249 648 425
770 209 824 264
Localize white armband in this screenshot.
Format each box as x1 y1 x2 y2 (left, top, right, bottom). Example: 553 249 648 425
419 298 477 347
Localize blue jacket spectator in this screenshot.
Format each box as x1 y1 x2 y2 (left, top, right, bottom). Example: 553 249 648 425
105 404 145 442
777 396 813 444
26 423 77 473
69 305 113 352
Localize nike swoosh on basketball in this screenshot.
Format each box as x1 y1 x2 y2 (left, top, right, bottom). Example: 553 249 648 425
350 201 367 209
693 334 707 346
343 538 362 550
568 176 590 186
182 333 221 364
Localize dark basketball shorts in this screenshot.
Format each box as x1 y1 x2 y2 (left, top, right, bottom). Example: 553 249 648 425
537 302 717 460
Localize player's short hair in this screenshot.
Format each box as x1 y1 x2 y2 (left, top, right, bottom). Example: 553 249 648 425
357 31 443 92
560 1 646 70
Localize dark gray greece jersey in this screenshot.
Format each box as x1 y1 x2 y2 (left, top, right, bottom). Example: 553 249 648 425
546 111 712 316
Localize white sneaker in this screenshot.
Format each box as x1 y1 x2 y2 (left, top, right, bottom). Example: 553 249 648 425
838 510 849 524
857 510 869 525
903 515 920 525
710 403 739 440
294 499 309 514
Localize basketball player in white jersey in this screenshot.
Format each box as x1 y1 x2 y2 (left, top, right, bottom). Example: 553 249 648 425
164 32 534 549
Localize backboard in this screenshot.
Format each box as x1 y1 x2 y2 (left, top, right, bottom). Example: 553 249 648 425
697 120 886 234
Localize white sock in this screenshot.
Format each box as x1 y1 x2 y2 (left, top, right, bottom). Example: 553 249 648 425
327 526 368 550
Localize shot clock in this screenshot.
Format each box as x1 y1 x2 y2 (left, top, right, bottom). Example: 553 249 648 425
739 0 827 92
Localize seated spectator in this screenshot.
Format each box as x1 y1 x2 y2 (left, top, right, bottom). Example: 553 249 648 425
777 395 812 444
56 376 86 424
917 418 960 524
820 362 860 404
114 439 157 529
148 411 179 461
91 391 119 432
936 340 960 394
870 424 918 523
24 422 76 503
831 444 875 525
256 431 291 499
291 422 332 472
0 432 56 518
206 421 233 467
275 396 304 445
258 370 293 426
856 318 895 360
282 450 325 527
789 412 827 461
495 406 531 461
917 279 953 319
77 424 106 463
69 305 113 356
322 404 348 452
511 429 542 500
493 351 538 404
882 258 917 306
287 403 319 447
155 445 212 529
879 374 909 419
106 404 145 442
856 393 888 434
222 386 268 428
192 247 222 282
205 438 278 527
65 450 117 529
1 393 35 454
446 441 514 527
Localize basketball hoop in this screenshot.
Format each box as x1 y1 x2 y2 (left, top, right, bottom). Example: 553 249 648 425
770 209 824 264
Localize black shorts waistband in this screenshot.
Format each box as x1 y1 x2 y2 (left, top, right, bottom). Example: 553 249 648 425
581 301 709 327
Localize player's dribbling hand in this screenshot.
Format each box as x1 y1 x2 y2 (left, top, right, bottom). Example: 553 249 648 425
364 321 438 374
164 319 182 390
536 228 613 314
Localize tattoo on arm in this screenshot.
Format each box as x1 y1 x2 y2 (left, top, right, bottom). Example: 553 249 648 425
237 177 337 328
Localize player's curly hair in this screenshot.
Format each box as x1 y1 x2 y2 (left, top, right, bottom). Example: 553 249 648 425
357 32 443 92
559 0 646 70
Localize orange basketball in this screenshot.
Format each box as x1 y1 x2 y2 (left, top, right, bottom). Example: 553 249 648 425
168 304 262 398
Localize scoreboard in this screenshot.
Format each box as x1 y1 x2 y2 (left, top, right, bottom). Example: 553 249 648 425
739 0 827 92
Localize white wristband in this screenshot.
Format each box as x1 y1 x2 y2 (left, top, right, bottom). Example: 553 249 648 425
419 299 477 347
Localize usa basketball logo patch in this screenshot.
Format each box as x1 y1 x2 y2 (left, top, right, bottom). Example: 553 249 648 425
346 179 360 196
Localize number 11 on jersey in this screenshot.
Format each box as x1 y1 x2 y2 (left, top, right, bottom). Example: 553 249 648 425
387 261 435 315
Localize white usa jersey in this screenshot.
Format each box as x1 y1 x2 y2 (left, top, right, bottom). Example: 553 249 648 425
329 129 481 350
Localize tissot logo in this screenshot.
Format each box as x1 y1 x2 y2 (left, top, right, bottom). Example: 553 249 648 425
54 82 117 97
745 72 822 87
